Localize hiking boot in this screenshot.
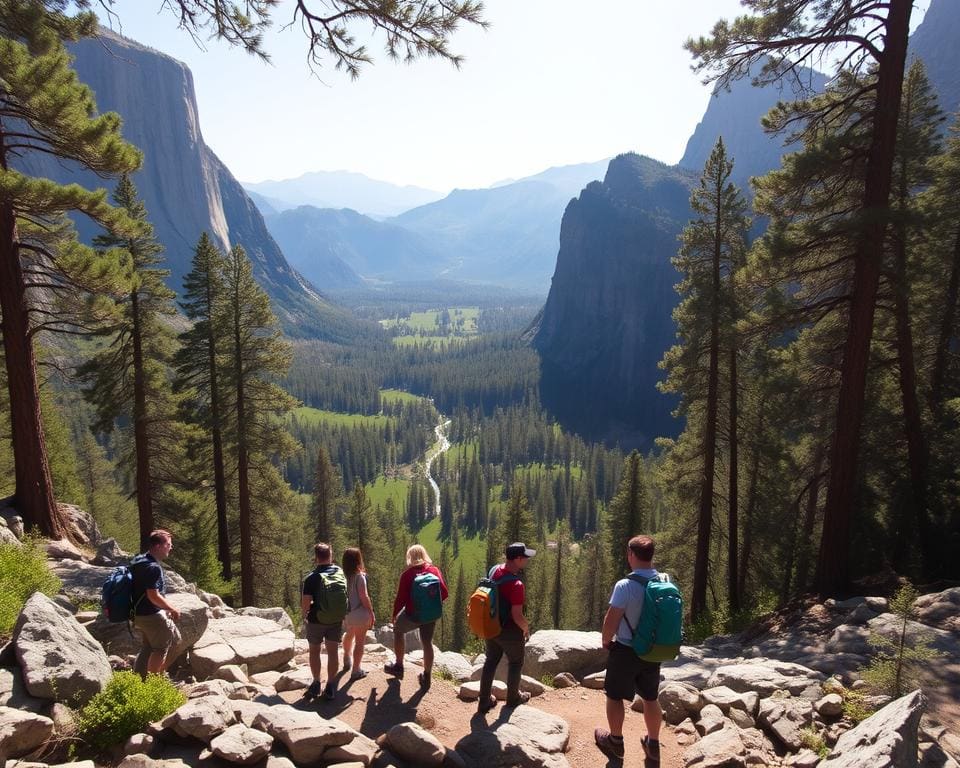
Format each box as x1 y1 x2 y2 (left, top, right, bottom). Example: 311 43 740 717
642 735 660 763
302 680 321 701
384 662 404 679
323 682 336 700
350 669 368 681
594 728 625 762
506 691 531 706
418 672 431 691
477 695 497 715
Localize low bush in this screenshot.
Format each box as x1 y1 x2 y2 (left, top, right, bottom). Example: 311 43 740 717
799 726 830 759
77 672 185 750
0 535 61 636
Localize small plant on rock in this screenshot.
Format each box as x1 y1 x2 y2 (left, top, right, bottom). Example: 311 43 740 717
861 582 943 698
840 689 874 723
77 671 185 750
0 535 62 636
799 726 830 759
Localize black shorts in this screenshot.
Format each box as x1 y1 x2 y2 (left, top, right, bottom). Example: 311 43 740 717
604 641 661 702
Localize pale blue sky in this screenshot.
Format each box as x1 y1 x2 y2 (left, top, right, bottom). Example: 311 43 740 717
99 1 931 192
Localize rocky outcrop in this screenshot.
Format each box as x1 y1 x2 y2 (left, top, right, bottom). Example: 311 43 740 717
190 615 295 678
456 706 571 768
522 630 607 680
822 690 926 767
383 722 447 767
88 592 208 662
0 706 54 763
12 593 112 705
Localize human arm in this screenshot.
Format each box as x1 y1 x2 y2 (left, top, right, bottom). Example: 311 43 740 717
358 574 375 627
146 589 180 622
511 604 530 639
300 594 313 621
602 605 625 649
393 567 412 621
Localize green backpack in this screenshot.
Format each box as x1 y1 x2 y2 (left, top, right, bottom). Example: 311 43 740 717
312 565 349 624
623 573 683 662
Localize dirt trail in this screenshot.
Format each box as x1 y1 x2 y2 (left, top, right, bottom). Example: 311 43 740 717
280 656 682 768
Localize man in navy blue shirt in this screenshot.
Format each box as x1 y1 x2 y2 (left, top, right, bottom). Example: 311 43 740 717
595 535 663 764
132 529 182 677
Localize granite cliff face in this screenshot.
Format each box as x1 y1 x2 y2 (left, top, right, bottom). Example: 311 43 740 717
530 154 696 447
18 30 360 341
909 0 960 116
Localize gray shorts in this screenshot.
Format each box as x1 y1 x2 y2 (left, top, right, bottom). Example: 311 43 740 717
134 611 181 655
394 607 436 645
305 622 342 645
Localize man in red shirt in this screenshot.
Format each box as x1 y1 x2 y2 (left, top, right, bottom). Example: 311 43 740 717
477 542 535 713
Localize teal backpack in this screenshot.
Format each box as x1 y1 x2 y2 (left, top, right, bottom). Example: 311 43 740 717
623 573 683 662
411 570 443 622
312 565 349 624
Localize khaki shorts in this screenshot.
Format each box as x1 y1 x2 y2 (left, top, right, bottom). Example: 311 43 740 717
305 622 342 645
134 611 181 654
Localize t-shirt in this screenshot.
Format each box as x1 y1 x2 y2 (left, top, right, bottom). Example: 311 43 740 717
609 568 659 645
489 564 525 629
347 572 368 612
302 564 343 624
393 563 448 619
132 554 164 616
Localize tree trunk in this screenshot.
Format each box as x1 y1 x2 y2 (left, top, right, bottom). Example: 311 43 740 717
780 494 803 603
692 182 723 621
234 297 253 606
794 444 826 593
130 288 154 549
728 345 740 615
0 128 68 540
817 0 913 596
206 278 231 580
738 393 765 600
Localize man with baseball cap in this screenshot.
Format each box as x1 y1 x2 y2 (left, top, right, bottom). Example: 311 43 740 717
477 541 536 714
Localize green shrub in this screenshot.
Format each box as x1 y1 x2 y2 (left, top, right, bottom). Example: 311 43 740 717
841 689 874 723
799 726 830 759
0 535 62 636
77 672 185 750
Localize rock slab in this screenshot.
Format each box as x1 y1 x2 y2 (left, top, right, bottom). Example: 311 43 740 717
822 689 926 768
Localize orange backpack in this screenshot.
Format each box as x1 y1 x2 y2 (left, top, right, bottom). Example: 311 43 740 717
467 570 519 639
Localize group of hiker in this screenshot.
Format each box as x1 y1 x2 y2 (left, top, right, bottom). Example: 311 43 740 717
119 529 678 764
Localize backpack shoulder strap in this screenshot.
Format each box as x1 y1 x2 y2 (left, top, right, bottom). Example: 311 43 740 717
620 573 653 635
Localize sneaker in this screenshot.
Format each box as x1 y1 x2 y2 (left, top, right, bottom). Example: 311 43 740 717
477 695 497 715
323 682 336 700
350 669 368 681
302 680 321 701
384 662 404 679
641 735 660 763
594 728 625 761
506 690 531 707
418 672 431 691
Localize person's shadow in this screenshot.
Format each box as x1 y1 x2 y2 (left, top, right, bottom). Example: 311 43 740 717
356 677 427 737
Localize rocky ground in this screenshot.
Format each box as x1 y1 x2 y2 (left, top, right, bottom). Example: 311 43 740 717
1 505 959 768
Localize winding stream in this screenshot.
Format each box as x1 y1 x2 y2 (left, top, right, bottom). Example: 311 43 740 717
424 417 451 517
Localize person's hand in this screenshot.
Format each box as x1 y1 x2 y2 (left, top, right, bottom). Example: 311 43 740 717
169 607 181 623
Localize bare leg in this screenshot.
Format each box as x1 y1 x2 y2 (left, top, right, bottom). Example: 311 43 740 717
393 633 405 667
147 650 167 675
308 643 322 683
352 628 365 670
641 696 662 740
606 696 626 738
342 632 354 667
325 639 339 681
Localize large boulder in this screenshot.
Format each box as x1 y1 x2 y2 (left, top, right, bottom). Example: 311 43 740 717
251 705 355 763
456 705 570 768
190 615 295 678
13 593 111 705
168 694 237 741
757 695 815 751
88 593 208 662
0 666 45 712
683 722 747 768
0 706 54 762
522 630 606 680
384 722 446 767
237 606 294 633
912 588 960 635
658 681 702 725
57 503 102 548
205 723 274 765
376 623 423 653
93 538 128 566
822 689 925 768
706 660 824 697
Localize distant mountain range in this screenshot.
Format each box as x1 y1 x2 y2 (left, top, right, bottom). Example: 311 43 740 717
253 159 611 293
243 171 445 218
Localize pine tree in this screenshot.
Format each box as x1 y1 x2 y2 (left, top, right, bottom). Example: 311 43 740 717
78 175 179 548
0 2 141 537
605 451 650 582
660 138 748 620
175 233 232 578
688 0 916 596
311 445 340 543
220 244 298 605
501 484 535 547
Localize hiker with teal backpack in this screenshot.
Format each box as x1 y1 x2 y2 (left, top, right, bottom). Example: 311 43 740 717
595 535 683 765
301 542 349 701
130 529 181 678
384 544 448 690
477 542 536 714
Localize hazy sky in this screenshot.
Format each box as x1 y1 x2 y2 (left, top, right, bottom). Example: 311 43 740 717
99 1 931 192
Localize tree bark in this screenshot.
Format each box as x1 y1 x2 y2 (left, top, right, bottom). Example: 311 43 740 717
130 288 154 549
0 128 68 540
205 275 231 580
816 0 913 596
738 393 765 601
795 443 825 593
728 345 739 615
233 290 253 606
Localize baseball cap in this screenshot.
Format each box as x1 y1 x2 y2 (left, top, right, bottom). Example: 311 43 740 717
506 542 536 559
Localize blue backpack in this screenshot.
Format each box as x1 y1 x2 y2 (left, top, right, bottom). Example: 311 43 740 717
411 570 443 622
623 573 683 662
101 555 150 623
